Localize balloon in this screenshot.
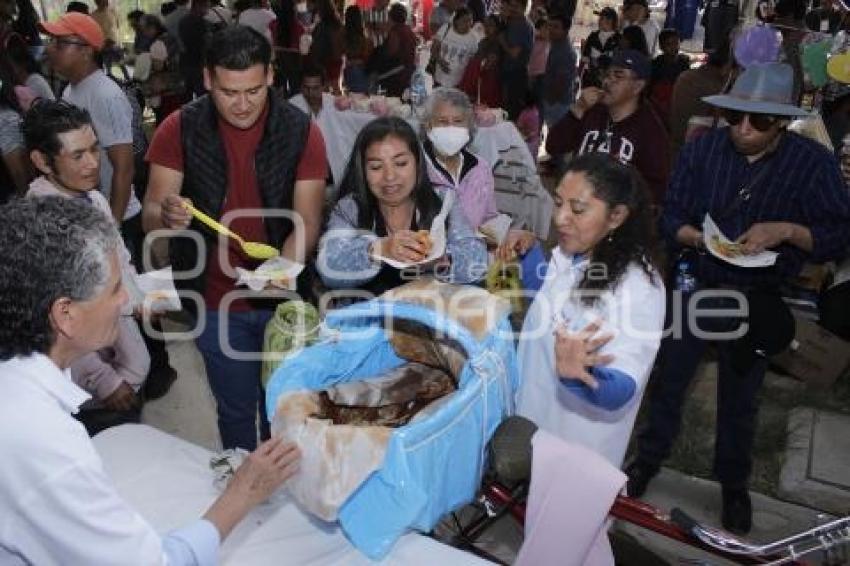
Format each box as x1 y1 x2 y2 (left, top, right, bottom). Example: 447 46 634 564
802 40 832 87
734 25 782 68
828 52 850 84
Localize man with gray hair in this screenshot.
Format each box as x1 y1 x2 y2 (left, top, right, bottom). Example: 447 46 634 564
0 196 300 564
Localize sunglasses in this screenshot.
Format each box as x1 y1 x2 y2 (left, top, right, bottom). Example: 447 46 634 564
723 110 781 132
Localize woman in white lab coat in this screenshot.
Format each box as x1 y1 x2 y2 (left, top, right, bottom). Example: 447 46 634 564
505 153 666 467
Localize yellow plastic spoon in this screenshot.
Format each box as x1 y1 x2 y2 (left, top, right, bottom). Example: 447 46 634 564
183 201 279 261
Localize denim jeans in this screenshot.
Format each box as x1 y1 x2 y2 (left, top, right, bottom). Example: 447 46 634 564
636 291 767 488
196 309 274 450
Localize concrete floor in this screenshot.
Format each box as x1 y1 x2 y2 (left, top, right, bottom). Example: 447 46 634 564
141 317 221 451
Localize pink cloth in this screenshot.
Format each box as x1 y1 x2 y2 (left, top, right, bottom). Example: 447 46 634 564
515 430 627 566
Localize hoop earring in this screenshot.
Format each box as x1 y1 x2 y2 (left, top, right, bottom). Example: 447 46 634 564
607 231 615 243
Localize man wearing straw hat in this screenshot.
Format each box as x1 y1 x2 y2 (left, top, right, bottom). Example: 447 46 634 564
627 62 850 534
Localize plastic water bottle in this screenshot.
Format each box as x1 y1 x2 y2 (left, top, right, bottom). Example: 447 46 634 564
410 67 428 108
674 252 696 293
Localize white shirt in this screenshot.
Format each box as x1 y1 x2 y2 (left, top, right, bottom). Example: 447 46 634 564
433 24 481 87
516 248 665 466
238 8 277 45
62 70 142 220
0 354 220 565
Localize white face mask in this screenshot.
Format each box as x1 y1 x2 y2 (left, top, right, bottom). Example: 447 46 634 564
428 125 470 156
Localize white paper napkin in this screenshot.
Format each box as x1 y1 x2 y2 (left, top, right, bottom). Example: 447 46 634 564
703 214 778 268
235 256 306 291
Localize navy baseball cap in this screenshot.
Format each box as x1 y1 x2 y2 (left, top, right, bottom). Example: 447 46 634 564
610 49 651 80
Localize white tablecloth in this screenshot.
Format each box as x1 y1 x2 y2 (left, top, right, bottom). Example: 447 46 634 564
92 424 492 565
312 105 536 189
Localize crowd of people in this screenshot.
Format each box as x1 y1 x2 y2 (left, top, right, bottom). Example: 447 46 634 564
2 0 850 561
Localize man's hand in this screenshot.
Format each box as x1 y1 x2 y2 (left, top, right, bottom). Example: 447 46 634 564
496 229 537 262
735 222 794 254
571 87 604 119
224 437 301 509
554 320 615 389
102 381 139 412
161 195 192 230
203 437 302 540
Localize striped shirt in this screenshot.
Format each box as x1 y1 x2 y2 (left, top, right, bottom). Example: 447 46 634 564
663 128 850 287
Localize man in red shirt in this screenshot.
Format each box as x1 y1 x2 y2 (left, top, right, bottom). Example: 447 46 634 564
143 26 327 450
546 49 670 205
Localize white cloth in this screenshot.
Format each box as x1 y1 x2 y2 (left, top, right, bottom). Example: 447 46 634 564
289 92 335 118
62 70 142 220
93 423 494 565
0 354 220 566
237 8 277 45
433 24 481 87
311 103 536 191
516 248 666 466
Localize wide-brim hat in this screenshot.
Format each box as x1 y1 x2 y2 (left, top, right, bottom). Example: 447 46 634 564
703 62 811 117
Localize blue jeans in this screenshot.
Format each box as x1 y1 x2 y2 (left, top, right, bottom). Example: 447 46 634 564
196 309 274 450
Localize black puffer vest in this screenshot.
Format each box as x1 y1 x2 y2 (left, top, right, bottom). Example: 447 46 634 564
169 92 311 315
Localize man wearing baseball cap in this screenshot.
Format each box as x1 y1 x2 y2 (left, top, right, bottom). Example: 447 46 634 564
40 12 140 229
627 62 850 534
547 48 670 205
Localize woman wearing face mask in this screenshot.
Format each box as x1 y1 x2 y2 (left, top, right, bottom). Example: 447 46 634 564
510 153 665 467
317 116 488 295
420 87 499 232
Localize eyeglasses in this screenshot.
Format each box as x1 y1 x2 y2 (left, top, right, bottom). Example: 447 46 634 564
45 36 89 49
723 109 781 132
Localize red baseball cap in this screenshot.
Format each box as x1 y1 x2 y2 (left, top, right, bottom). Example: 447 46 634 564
39 13 105 51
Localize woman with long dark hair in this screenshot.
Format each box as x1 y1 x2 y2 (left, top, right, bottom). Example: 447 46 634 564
317 116 487 295
509 153 665 467
342 5 370 93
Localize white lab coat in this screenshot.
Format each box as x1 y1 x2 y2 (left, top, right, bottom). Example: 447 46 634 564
517 247 666 467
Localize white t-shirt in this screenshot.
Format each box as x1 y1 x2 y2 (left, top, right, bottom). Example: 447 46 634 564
62 70 141 220
433 24 481 88
238 8 277 45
